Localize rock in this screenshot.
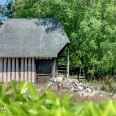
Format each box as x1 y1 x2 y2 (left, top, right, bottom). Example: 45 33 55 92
57 82 64 89
58 74 65 78
46 82 53 89
90 91 97 97
78 91 90 97
62 86 71 90
46 76 109 98
78 85 84 91
56 77 63 82
73 89 79 93
86 88 93 93
82 91 91 97
49 77 56 82
112 94 116 99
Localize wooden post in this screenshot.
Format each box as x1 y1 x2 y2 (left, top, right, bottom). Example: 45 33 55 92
32 58 36 83
25 58 27 80
16 58 19 81
3 58 7 82
83 68 85 79
28 58 31 82
56 58 58 77
67 45 69 78
21 58 24 82
7 58 11 82
0 58 3 83
12 58 15 80
79 67 81 76
52 59 56 77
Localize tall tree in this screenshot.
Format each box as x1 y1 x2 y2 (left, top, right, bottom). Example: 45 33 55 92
8 0 116 78
0 4 5 27
5 0 14 18
78 0 116 76
11 0 86 67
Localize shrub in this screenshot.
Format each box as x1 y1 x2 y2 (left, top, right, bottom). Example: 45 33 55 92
0 80 116 116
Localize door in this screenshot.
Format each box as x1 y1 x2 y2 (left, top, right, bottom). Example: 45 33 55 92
36 59 53 83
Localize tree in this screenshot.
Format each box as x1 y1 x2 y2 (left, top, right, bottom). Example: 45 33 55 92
8 0 116 79
5 0 14 18
0 4 5 27
78 0 116 77
11 0 86 67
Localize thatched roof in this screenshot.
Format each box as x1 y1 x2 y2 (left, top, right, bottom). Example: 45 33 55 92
0 18 70 58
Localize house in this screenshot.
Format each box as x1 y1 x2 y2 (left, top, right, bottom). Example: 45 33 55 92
0 18 70 83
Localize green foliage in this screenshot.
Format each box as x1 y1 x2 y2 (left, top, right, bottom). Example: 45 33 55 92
0 4 5 26
0 80 116 116
6 0 116 76
0 4 5 16
5 0 14 18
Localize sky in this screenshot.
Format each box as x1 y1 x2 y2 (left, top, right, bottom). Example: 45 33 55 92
0 0 7 5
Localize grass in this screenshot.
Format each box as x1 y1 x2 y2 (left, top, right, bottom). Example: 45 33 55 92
87 76 116 94
70 75 116 94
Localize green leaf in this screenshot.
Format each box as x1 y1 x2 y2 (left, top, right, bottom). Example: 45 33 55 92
3 94 14 104
45 91 57 103
33 99 45 110
0 82 8 98
0 98 5 106
27 83 38 100
63 94 73 101
89 102 101 116
7 106 19 115
102 101 116 116
27 109 38 115
20 81 28 94
10 80 20 95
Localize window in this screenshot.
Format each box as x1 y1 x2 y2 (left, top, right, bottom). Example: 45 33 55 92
36 60 53 74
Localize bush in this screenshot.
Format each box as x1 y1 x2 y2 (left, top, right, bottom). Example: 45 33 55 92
0 80 116 116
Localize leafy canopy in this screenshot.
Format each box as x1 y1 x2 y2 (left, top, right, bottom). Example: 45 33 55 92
6 0 116 76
